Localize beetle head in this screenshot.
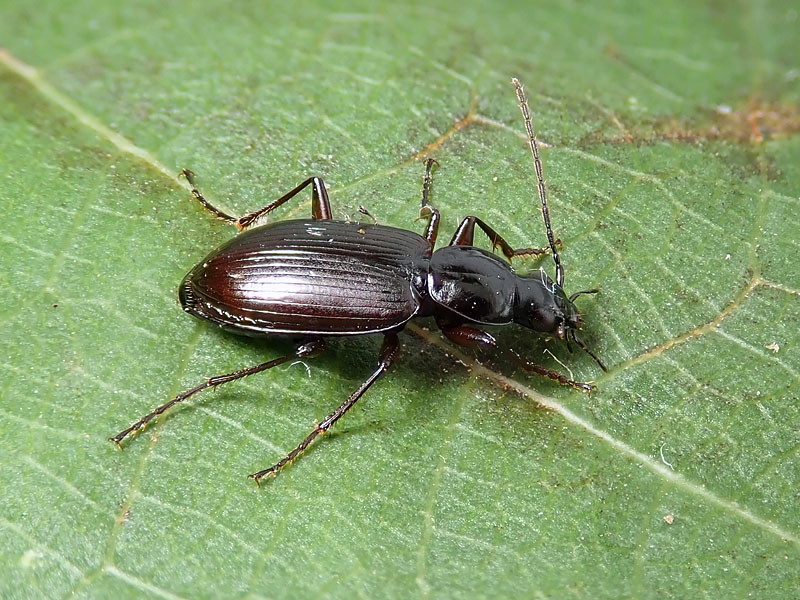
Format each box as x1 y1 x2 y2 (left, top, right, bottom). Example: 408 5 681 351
514 271 606 371
514 271 578 336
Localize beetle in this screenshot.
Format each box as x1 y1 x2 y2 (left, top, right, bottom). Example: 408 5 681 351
110 78 606 483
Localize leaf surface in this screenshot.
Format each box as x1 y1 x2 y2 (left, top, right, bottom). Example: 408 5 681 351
1 1 799 598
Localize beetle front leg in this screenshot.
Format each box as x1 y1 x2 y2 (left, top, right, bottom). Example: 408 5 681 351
440 324 497 350
505 348 595 393
179 169 332 229
439 322 593 393
109 339 325 446
449 216 558 260
249 332 400 484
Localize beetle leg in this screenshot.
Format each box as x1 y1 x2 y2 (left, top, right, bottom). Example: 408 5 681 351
419 158 440 246
439 323 594 393
249 333 400 484
505 347 595 393
179 169 332 230
237 176 332 228
449 216 558 260
180 169 238 223
440 324 497 350
357 205 379 224
109 339 325 447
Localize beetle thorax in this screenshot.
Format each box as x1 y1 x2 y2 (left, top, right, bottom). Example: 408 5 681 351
428 246 518 325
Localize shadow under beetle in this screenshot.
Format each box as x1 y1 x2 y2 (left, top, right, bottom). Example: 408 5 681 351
110 79 606 484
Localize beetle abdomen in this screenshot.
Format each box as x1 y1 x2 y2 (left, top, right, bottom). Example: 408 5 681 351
180 220 431 336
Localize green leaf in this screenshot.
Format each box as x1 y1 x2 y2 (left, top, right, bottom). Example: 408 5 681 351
1 1 799 598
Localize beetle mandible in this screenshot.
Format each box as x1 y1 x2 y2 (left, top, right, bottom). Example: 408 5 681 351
110 78 606 483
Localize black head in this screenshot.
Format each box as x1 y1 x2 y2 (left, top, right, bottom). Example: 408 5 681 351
513 273 606 371
512 78 606 372
513 271 580 338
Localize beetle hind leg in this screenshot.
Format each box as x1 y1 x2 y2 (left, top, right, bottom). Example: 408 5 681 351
236 176 332 228
180 169 238 224
179 169 332 230
109 339 326 446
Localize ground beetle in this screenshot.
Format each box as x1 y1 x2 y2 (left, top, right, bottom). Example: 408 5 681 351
111 79 606 483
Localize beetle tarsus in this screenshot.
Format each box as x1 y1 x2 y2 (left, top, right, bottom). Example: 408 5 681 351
179 168 238 224
358 205 379 224
504 348 596 393
248 468 278 486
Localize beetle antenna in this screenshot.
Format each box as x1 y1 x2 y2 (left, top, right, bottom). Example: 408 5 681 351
571 330 607 372
512 78 564 288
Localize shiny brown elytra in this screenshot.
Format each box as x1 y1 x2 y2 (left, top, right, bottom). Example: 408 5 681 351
110 79 606 484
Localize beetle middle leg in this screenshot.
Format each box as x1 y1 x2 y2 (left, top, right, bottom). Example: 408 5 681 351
179 169 332 230
249 332 400 484
109 339 325 446
438 321 594 392
356 158 440 244
449 216 559 260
